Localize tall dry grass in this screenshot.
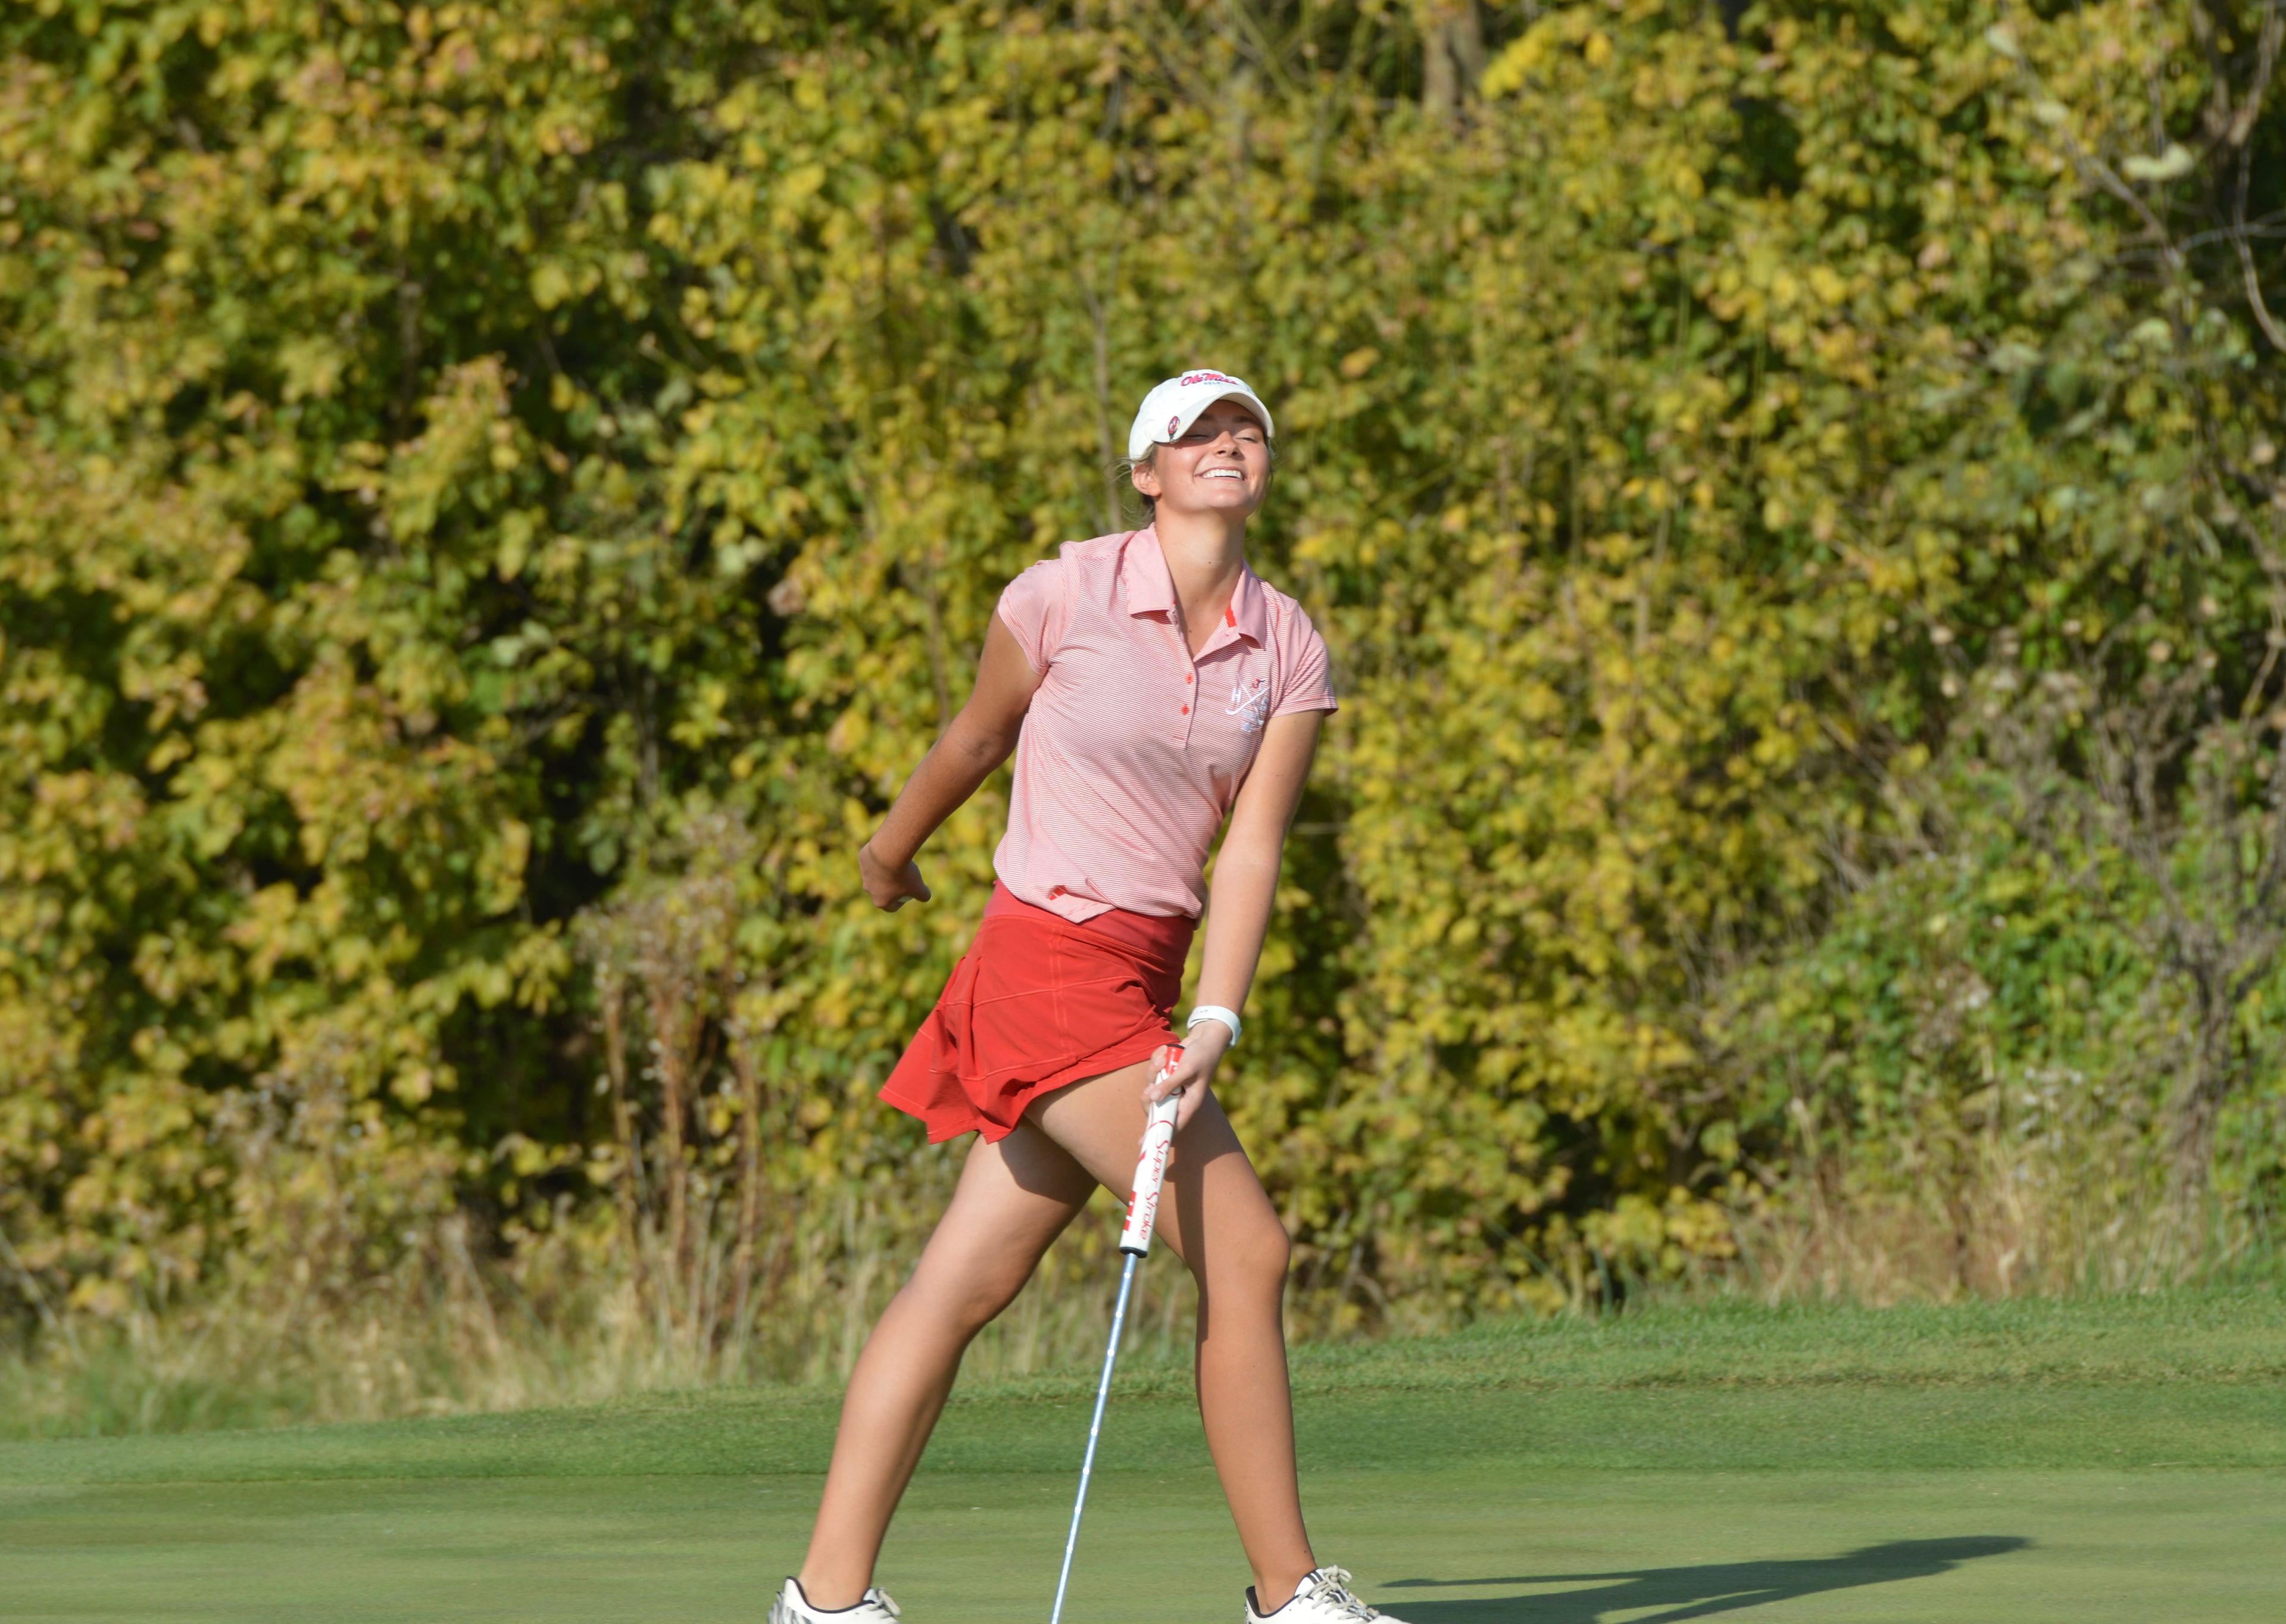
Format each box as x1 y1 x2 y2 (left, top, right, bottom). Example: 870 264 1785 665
1728 1101 2285 1306
10 1137 2278 1440
0 1178 1203 1441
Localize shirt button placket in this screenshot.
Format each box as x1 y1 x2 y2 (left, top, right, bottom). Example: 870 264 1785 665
1175 623 1195 744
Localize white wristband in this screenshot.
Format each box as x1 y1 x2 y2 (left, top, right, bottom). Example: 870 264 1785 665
1185 1005 1242 1048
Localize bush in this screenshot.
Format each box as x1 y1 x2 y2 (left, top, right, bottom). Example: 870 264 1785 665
5 2 2285 1420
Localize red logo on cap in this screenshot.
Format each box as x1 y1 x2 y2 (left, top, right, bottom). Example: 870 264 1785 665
1180 371 1235 386
1167 413 1180 435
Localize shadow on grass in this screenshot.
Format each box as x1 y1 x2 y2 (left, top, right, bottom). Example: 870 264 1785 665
1381 1536 2028 1623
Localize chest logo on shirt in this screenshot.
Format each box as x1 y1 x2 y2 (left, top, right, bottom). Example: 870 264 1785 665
1225 676 1272 733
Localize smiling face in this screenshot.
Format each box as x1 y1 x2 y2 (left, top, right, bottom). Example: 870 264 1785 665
1130 398 1272 523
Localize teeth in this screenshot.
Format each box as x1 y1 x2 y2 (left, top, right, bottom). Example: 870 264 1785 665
1204 469 1243 479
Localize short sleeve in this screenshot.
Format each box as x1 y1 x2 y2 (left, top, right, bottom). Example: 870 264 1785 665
1272 612 1339 717
997 560 1069 674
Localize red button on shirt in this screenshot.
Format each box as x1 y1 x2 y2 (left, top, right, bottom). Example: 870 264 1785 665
1180 704 1189 714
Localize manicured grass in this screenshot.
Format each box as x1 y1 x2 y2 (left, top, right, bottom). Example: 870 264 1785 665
3 1292 2283 1621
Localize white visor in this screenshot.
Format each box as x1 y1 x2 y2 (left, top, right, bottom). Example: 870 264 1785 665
1126 370 1275 460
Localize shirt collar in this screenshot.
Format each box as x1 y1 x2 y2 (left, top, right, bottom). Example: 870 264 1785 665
1120 526 1268 648
1119 526 1177 619
1223 560 1269 648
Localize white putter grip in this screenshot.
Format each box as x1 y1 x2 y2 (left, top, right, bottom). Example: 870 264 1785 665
1118 1051 1184 1257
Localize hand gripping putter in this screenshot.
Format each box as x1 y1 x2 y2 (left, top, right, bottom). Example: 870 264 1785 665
1047 1053 1185 1624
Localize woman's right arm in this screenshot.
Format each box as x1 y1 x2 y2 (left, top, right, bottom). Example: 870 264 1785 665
858 614 1043 911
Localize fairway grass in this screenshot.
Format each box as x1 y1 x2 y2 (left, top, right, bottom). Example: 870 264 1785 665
3 1292 2282 1621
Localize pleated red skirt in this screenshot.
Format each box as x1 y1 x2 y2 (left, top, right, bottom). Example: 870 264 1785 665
879 882 1195 1143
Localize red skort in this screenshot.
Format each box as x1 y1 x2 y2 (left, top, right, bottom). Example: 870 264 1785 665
879 883 1195 1143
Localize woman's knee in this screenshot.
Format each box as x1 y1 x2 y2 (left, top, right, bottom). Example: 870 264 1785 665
904 1252 1034 1335
1197 1207 1291 1297
1255 1217 1294 1286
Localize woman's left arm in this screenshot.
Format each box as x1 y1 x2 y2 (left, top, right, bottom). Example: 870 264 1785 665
1146 708 1326 1126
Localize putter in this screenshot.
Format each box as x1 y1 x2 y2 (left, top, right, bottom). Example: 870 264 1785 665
1047 1049 1185 1624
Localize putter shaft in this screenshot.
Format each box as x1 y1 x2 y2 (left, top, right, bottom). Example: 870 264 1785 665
1049 1076 1181 1624
1048 1250 1141 1624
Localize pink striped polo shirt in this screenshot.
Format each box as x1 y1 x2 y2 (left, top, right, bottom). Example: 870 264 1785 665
994 527 1337 922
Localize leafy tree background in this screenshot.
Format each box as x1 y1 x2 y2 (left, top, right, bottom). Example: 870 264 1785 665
4 0 2285 1425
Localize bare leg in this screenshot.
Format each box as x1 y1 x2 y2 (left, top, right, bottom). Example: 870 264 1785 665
797 1126 1096 1607
1031 1063 1316 1609
798 1063 1314 1610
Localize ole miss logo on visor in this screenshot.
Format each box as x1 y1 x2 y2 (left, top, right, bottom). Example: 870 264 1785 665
1180 371 1235 387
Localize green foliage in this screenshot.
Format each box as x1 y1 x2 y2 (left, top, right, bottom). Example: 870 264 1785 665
5 0 2286 1385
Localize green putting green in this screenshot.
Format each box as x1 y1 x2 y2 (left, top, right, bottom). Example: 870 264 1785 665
3 1293 2282 1622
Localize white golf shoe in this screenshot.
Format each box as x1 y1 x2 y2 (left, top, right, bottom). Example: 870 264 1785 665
1245 1566 1408 1624
770 1577 902 1624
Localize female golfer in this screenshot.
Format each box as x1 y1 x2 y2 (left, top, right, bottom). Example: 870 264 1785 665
772 370 1400 1624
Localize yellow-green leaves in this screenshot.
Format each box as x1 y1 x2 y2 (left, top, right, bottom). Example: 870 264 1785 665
4 0 2281 1340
